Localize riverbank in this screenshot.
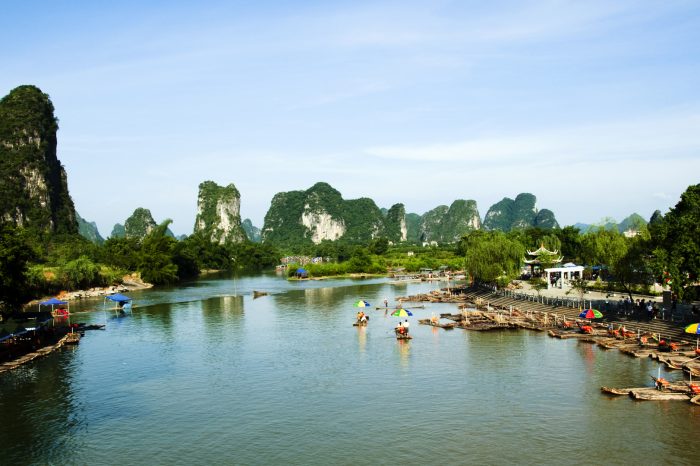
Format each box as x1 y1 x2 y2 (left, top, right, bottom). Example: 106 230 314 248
25 273 153 308
288 273 386 281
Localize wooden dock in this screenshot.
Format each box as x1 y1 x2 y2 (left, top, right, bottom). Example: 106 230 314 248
0 333 77 375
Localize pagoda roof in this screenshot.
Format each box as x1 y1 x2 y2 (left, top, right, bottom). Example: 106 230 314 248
524 257 563 265
526 244 560 256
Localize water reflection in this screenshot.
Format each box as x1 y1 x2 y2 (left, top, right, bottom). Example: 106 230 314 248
201 295 244 316
356 326 367 354
580 342 597 374
396 339 411 367
0 351 83 464
5 275 700 465
303 286 337 307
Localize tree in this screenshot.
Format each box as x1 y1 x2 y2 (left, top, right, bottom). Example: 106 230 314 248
62 255 99 289
529 277 548 298
139 220 178 285
369 237 389 255
0 224 35 316
580 227 628 278
615 234 654 301
567 277 589 301
556 226 582 263
650 184 700 300
101 236 142 271
459 231 524 285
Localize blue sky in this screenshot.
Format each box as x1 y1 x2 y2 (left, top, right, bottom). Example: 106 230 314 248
2 0 699 236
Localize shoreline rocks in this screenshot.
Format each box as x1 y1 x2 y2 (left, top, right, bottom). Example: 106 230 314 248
26 274 153 307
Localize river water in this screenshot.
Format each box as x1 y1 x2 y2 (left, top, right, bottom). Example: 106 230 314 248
1 272 699 465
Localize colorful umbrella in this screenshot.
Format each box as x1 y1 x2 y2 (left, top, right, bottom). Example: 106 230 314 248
579 309 603 319
684 323 700 335
391 308 413 317
353 300 370 307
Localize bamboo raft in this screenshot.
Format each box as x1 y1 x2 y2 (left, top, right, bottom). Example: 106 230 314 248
601 376 700 404
418 318 456 330
0 333 76 374
376 305 426 310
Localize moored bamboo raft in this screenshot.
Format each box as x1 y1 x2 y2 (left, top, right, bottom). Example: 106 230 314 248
0 333 76 374
418 318 456 330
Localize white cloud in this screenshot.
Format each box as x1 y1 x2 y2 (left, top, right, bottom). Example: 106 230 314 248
366 108 700 164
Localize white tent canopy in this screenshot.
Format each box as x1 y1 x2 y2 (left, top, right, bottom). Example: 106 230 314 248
543 264 585 289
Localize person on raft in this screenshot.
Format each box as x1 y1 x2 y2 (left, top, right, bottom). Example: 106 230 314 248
395 321 407 335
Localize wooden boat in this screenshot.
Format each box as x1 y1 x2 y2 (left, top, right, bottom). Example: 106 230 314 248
80 324 106 331
375 305 425 310
353 320 368 327
601 386 633 396
253 290 268 299
65 332 80 345
395 328 412 340
418 318 456 330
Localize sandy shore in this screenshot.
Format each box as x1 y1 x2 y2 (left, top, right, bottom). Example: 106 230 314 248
28 274 153 306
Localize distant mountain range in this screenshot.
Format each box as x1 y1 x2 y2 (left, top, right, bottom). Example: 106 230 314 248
0 84 654 247
573 213 647 235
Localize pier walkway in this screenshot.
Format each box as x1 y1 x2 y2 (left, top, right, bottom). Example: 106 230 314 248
459 287 693 343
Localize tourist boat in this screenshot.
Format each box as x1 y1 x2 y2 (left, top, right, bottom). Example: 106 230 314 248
395 328 412 340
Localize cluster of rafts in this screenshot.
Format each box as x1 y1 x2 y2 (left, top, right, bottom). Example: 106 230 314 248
600 322 700 405
35 293 135 345
352 300 414 340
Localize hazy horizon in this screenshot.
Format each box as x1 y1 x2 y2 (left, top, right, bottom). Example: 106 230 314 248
3 1 698 236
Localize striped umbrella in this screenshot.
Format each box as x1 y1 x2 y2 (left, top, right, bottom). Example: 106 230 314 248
391 308 413 317
353 300 371 307
684 323 700 335
579 309 603 319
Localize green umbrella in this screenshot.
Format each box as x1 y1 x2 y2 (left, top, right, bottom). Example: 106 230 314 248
391 308 413 317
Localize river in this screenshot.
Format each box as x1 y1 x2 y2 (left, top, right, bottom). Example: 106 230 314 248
1 272 698 465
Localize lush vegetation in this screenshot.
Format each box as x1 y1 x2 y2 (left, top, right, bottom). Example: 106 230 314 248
279 183 699 303
2 133 698 320
0 218 280 317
